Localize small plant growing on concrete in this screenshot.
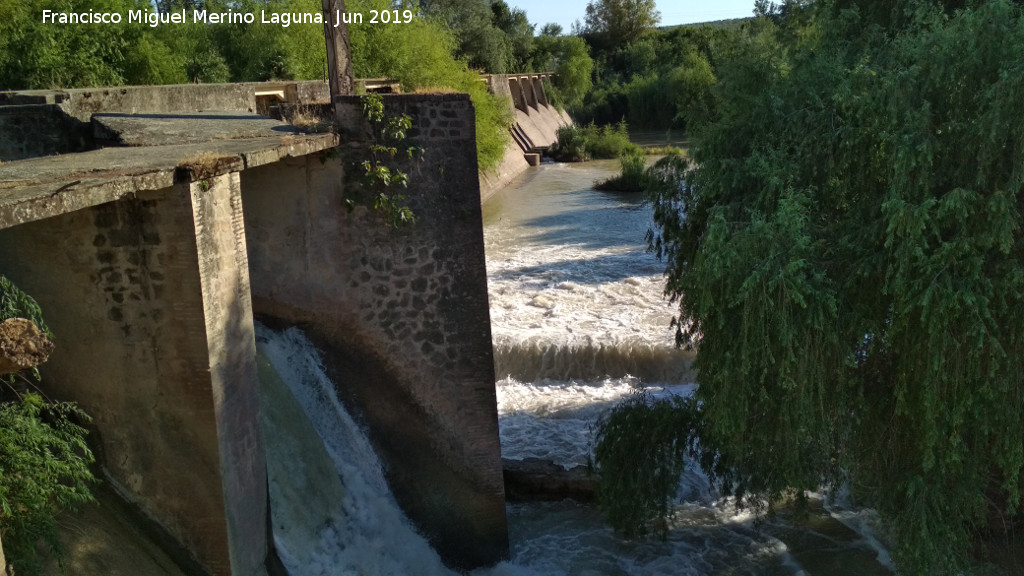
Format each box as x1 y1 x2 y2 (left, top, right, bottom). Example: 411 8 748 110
176 152 236 183
287 106 334 134
350 93 425 228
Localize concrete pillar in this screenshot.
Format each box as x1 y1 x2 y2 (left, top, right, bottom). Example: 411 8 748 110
507 78 527 113
189 173 268 576
532 77 549 108
243 94 508 571
522 76 539 110
0 174 267 576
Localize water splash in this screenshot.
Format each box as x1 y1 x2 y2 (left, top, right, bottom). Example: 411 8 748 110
256 324 452 576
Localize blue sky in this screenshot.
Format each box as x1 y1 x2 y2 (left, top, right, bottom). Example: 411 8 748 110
507 0 758 32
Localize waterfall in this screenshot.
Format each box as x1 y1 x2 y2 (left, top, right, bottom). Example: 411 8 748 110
256 324 453 576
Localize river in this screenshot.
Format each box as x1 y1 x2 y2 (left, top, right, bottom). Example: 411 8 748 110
482 159 894 576
256 159 895 576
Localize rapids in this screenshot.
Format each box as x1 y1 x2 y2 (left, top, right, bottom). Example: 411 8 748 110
483 160 894 575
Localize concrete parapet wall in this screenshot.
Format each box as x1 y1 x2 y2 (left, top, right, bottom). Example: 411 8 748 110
4 81 334 123
56 84 257 122
0 104 90 161
0 80 333 161
244 93 508 570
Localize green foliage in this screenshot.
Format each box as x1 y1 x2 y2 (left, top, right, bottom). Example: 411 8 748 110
549 124 591 162
348 0 512 172
490 1 534 72
576 22 728 130
551 37 594 110
468 80 515 173
528 34 594 110
550 122 640 162
1 276 52 384
420 0 533 74
351 93 419 228
575 81 629 127
0 277 50 340
583 0 661 47
628 1 1024 573
177 23 232 84
594 149 646 192
592 394 696 538
0 277 95 575
122 34 188 85
0 394 96 575
584 122 636 159
596 147 688 193
0 0 145 89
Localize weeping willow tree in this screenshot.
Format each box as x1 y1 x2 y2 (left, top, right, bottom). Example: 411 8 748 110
596 1 1024 573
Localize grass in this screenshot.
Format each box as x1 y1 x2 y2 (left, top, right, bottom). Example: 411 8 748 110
640 145 687 156
286 106 335 134
409 86 459 94
176 151 237 181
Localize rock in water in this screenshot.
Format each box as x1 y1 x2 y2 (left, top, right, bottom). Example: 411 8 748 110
0 318 54 375
502 457 599 502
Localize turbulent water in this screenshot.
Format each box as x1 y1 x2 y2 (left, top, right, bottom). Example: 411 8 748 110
256 325 454 576
483 160 894 576
255 159 894 576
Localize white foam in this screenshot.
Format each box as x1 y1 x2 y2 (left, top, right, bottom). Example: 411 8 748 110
257 325 453 576
496 376 695 466
822 488 896 570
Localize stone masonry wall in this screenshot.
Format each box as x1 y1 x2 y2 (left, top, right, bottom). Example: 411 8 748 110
242 93 508 570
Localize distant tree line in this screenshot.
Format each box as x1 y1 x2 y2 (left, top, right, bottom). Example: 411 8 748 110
0 0 610 168
569 0 738 132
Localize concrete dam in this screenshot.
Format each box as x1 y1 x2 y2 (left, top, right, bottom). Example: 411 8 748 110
0 77 569 575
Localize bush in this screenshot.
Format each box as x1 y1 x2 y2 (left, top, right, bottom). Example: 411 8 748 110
586 121 640 159
594 149 647 192
549 121 641 162
549 124 591 161
0 395 96 575
0 276 96 575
